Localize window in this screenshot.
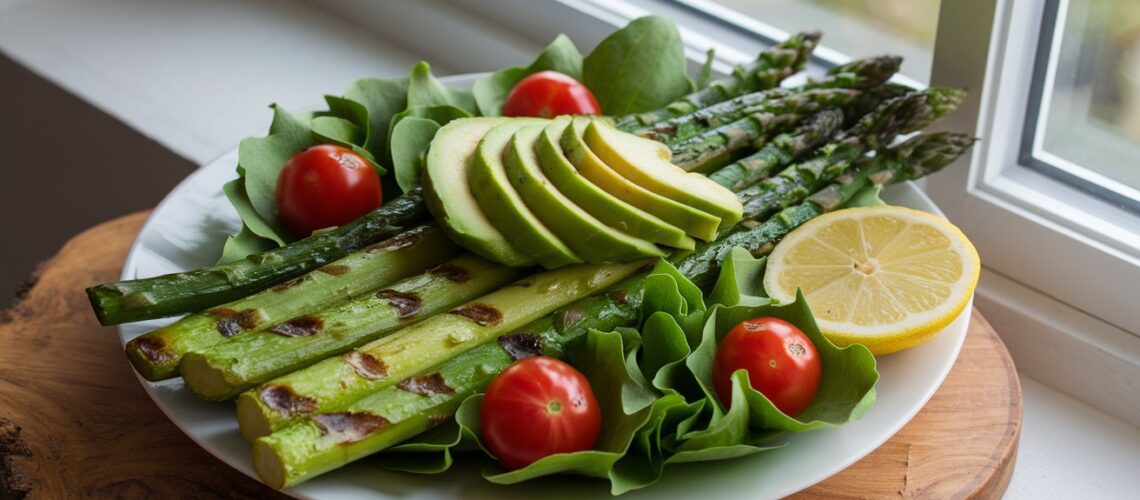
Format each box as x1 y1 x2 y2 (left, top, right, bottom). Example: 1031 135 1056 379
1022 0 1140 212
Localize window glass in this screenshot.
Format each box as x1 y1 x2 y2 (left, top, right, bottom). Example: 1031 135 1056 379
1029 0 1140 206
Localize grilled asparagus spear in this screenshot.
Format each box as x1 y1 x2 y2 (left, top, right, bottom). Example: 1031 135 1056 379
86 189 431 325
124 225 458 380
641 55 901 145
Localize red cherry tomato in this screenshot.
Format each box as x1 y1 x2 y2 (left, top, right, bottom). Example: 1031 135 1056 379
276 144 382 237
480 356 601 470
712 317 821 417
502 70 602 118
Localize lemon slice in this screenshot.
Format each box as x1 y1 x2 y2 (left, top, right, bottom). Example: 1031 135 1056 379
763 206 980 355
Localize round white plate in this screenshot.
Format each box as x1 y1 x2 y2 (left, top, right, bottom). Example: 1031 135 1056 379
118 75 969 499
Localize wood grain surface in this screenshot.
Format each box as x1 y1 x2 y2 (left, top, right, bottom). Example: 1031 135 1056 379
0 212 1020 499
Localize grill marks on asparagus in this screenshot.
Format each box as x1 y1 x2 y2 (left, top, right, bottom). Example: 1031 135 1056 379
312 412 391 444
428 263 472 283
317 265 351 276
396 374 455 397
270 277 305 293
268 315 324 337
260 385 318 416
344 352 388 381
208 308 264 337
132 336 173 364
365 229 424 252
375 290 422 319
449 303 503 327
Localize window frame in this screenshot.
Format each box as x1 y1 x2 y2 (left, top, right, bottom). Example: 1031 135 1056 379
924 0 1140 338
1019 0 1140 215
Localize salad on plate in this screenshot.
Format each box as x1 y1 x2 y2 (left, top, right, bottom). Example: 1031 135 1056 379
86 15 979 496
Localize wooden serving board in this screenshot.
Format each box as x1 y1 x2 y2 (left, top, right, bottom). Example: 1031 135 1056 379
0 212 1021 498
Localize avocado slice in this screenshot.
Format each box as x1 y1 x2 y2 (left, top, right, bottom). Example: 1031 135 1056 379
469 120 583 269
584 119 743 230
423 117 534 267
537 118 695 250
504 124 667 262
560 117 721 241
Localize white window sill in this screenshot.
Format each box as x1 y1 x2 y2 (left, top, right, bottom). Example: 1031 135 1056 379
1011 374 1140 498
4 0 1139 497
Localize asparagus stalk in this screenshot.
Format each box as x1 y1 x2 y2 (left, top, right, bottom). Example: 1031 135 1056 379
672 81 959 177
706 108 844 192
125 225 458 380
637 55 900 146
236 260 648 442
87 188 431 325
664 90 860 175
180 254 528 400
635 88 857 149
252 132 976 489
813 55 903 92
740 87 966 218
615 31 821 130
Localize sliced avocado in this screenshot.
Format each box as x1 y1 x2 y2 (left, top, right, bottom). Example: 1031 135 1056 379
560 117 721 241
584 119 744 230
537 117 695 250
423 117 534 267
504 124 667 263
469 119 583 269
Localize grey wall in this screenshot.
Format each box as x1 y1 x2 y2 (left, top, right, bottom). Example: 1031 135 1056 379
0 53 195 300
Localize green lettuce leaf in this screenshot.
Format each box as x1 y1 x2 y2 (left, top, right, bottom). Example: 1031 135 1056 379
390 117 442 193
343 77 409 160
218 176 277 263
407 61 478 114
582 15 693 115
472 34 584 116
387 104 472 193
231 104 314 247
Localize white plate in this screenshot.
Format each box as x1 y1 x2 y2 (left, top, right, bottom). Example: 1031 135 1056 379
118 75 969 499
